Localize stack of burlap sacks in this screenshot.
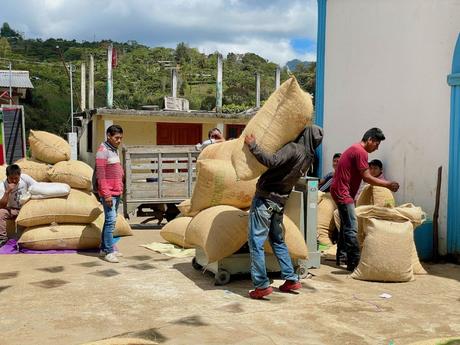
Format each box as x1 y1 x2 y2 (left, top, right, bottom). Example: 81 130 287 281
8 130 132 250
318 183 427 282
160 77 313 264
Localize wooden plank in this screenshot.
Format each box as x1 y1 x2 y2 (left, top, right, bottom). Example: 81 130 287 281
129 173 191 180
130 163 194 170
187 152 193 196
158 152 162 198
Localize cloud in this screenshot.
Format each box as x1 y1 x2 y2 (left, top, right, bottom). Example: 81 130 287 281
0 0 317 64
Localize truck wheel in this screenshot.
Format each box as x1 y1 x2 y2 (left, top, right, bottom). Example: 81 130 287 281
214 270 231 285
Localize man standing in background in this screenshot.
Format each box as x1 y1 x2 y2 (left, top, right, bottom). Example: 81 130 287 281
95 125 124 263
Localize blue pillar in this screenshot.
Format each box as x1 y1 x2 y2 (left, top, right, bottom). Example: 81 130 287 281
447 33 460 255
315 0 327 176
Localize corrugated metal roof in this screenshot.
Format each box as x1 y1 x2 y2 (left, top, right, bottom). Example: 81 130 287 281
0 70 34 89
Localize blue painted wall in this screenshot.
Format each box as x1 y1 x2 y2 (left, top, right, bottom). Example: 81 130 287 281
447 33 460 255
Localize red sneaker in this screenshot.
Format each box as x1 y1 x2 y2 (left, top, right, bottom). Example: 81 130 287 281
249 286 273 299
279 280 302 292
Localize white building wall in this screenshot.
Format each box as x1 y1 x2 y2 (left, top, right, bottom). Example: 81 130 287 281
323 0 460 253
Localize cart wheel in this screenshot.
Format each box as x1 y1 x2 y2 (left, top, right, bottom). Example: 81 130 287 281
192 257 203 271
214 269 231 285
296 266 308 279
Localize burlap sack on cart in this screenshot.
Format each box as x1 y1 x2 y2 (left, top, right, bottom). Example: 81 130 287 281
185 205 249 263
356 185 395 207
177 199 196 217
29 130 71 164
189 159 257 214
15 158 50 182
0 165 5 180
198 139 236 161
18 223 101 250
160 216 194 248
231 77 313 181
264 215 308 259
93 213 133 237
351 217 414 282
355 203 427 274
317 193 336 246
48 160 93 190
17 189 102 227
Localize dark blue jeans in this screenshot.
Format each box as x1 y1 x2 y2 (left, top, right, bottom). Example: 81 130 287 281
248 197 298 288
336 203 360 267
100 196 120 254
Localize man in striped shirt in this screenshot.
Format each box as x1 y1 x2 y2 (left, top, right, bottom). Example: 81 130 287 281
95 125 124 263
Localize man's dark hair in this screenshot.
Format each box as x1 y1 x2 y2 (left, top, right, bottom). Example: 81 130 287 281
333 153 342 159
106 125 123 136
369 159 383 170
208 128 221 139
6 164 21 177
362 127 385 142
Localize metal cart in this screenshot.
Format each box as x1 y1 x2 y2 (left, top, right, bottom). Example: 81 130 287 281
192 177 320 285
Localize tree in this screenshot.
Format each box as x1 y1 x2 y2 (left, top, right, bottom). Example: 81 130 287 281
0 22 22 39
0 37 11 57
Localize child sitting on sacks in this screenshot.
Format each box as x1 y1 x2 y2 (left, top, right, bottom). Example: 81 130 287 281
244 125 323 299
0 164 37 248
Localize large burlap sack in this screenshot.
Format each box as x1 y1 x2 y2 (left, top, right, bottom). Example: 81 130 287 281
265 215 308 259
356 185 395 207
17 189 102 227
198 139 236 161
317 193 336 246
0 165 6 181
189 159 257 214
160 216 193 248
93 213 133 237
355 204 427 274
28 130 71 164
18 223 101 250
185 205 249 263
231 77 313 180
29 182 71 199
48 160 93 190
351 218 414 282
15 158 50 182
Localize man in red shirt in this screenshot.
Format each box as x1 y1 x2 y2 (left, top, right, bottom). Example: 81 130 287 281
330 128 399 271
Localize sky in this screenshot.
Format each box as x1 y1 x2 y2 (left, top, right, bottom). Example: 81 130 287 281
0 0 318 65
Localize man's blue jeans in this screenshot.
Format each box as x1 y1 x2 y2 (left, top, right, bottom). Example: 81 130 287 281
336 203 360 267
100 196 120 254
248 197 298 289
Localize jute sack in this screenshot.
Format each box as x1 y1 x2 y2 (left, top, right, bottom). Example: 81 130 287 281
15 158 50 182
355 204 427 274
16 189 102 227
160 216 193 248
198 139 236 161
265 215 308 259
189 159 257 213
48 160 93 190
351 218 414 282
93 213 133 237
356 185 395 207
317 193 336 246
18 223 101 250
185 205 249 263
231 77 313 180
29 130 71 164
177 199 197 217
0 165 5 180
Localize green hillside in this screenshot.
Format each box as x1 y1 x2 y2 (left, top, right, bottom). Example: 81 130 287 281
0 23 316 136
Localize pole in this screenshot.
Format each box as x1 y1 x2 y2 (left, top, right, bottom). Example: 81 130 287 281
80 62 86 110
69 63 74 132
171 68 177 98
107 44 113 108
255 72 260 108
8 62 12 105
216 53 223 113
275 66 281 90
89 54 94 109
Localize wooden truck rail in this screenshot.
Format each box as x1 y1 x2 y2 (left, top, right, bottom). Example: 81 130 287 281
122 145 200 219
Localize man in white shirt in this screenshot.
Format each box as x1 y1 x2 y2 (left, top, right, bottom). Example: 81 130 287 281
0 164 36 247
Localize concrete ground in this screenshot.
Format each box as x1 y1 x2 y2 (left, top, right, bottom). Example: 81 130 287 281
1 229 459 345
